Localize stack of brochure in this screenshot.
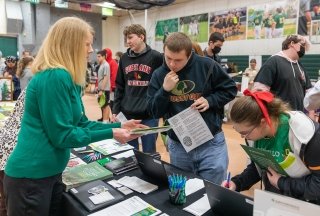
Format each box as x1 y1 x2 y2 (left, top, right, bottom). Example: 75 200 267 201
88 196 162 216
89 139 134 155
62 161 113 192
104 156 138 175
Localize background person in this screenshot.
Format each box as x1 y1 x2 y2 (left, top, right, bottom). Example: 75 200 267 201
203 32 225 64
244 58 259 89
3 17 144 216
253 34 312 111
96 49 111 122
16 56 34 90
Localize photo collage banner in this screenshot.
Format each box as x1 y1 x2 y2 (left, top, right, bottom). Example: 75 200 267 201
155 0 320 45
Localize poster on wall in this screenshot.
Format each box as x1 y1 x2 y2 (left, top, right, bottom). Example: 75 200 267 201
247 0 298 40
179 13 209 42
155 18 179 43
209 7 247 41
154 18 178 51
298 0 320 43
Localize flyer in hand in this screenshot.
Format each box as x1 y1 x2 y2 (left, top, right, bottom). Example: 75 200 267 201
241 145 288 176
130 126 171 135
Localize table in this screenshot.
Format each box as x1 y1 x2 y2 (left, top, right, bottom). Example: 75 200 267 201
62 163 212 216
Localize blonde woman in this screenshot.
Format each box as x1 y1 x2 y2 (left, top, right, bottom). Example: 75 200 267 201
4 17 144 216
16 56 34 90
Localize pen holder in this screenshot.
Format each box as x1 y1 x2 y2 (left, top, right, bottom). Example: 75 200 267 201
169 186 186 205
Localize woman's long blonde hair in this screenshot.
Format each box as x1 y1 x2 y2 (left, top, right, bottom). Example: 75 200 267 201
32 17 94 85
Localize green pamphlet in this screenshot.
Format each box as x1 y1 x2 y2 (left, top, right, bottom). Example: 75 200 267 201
130 126 171 135
241 145 288 176
62 161 113 192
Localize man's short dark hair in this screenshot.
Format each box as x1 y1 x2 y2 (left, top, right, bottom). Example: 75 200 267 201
97 50 106 57
208 32 225 44
164 32 192 57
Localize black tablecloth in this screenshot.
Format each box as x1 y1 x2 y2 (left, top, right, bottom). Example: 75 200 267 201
62 163 213 216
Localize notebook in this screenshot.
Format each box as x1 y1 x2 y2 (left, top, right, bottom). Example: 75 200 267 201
69 180 124 212
104 156 138 175
133 149 168 187
204 179 254 216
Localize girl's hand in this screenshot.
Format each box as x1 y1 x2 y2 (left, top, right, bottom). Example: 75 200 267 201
266 167 281 189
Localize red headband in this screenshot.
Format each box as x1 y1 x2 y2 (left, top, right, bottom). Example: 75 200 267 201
243 89 274 133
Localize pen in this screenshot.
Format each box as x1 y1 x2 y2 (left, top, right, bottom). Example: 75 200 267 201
225 171 231 188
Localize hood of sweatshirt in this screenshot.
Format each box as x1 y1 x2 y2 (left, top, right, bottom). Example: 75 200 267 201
126 44 151 58
105 48 113 63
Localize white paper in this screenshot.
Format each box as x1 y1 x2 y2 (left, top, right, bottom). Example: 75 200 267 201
116 112 128 123
112 150 134 159
89 191 114 205
107 180 123 188
254 189 320 216
183 194 210 216
89 139 134 155
117 186 134 195
185 178 205 196
88 196 162 216
241 76 249 92
168 107 214 152
117 176 158 194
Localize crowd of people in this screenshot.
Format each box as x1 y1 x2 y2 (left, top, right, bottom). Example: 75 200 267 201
0 15 319 216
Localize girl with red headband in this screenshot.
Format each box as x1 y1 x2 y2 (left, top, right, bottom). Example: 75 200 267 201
223 89 320 204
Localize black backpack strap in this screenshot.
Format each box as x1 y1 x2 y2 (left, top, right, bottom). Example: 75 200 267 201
299 121 320 160
201 61 214 95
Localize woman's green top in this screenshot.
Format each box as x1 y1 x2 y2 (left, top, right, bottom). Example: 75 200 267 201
5 68 121 178
255 114 291 163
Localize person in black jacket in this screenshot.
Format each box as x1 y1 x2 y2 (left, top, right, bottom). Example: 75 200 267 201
147 32 237 184
224 90 320 205
112 24 163 153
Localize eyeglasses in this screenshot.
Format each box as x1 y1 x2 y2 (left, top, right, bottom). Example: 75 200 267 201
233 125 256 138
6 60 16 63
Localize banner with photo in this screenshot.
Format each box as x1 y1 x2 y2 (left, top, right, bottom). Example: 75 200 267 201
247 0 298 40
155 18 179 43
179 13 208 42
298 0 320 43
209 7 247 41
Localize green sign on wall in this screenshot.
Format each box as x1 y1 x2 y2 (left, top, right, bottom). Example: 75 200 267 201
25 0 40 4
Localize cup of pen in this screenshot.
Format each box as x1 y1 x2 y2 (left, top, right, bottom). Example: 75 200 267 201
168 174 187 205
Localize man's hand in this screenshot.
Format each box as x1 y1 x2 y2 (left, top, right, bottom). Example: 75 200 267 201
112 128 140 144
121 119 148 130
191 97 209 112
266 167 281 189
163 71 179 92
98 91 103 96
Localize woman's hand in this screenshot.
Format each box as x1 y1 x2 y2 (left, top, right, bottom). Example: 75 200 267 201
121 119 148 130
112 128 140 144
221 180 237 191
266 167 281 189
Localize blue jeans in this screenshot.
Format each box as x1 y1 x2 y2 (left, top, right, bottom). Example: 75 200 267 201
128 118 159 153
167 131 228 184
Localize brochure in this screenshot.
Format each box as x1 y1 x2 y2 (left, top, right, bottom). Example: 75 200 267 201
130 126 171 135
241 145 288 176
